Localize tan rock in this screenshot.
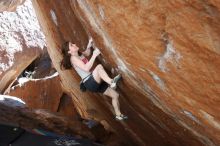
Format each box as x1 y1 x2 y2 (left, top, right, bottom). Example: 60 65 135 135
0 0 45 93
57 94 81 120
32 0 220 145
8 72 62 112
0 95 94 139
0 0 25 12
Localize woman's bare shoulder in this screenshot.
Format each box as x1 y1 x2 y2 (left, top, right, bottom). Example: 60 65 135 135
70 55 79 60
70 56 78 64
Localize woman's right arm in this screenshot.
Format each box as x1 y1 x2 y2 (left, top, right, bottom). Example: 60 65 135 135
82 37 93 56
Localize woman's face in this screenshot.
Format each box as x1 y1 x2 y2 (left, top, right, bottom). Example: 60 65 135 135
68 42 79 54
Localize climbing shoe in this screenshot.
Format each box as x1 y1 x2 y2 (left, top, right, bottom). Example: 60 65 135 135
110 74 122 89
115 114 128 121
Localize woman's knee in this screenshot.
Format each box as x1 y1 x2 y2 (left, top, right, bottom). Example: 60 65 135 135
96 64 103 70
104 87 119 98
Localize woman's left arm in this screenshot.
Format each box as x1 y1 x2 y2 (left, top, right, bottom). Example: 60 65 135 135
82 37 93 57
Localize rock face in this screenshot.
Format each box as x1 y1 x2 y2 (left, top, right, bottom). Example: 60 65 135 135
57 94 81 120
0 0 45 93
0 0 25 12
0 95 94 139
8 73 62 112
32 0 220 146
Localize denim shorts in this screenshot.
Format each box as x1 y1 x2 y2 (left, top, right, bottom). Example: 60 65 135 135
84 75 109 93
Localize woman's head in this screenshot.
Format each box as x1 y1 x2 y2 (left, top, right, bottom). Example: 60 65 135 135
62 41 79 55
61 41 81 69
68 42 79 54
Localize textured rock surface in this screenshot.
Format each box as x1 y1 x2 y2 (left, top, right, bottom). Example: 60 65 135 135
8 72 62 112
0 0 45 93
32 0 220 145
57 94 81 120
0 95 94 139
31 51 56 79
0 0 25 12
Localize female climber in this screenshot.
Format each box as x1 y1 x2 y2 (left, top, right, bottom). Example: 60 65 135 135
61 39 127 120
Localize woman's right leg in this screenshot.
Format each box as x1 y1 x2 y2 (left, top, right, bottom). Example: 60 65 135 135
92 64 112 84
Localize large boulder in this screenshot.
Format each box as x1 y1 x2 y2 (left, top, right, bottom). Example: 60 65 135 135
0 95 94 139
57 94 81 120
0 0 45 93
0 0 25 12
8 72 62 112
32 0 220 146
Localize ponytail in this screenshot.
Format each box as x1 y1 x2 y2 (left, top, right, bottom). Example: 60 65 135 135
60 41 72 69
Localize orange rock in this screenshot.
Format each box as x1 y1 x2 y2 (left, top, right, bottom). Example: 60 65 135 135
32 0 220 145
0 95 94 139
8 73 62 112
57 94 81 120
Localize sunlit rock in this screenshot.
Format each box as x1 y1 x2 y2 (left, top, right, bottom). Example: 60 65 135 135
0 0 25 12
8 72 62 112
0 0 46 93
29 0 220 145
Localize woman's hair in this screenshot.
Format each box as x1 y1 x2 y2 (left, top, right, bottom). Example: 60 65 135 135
60 41 72 69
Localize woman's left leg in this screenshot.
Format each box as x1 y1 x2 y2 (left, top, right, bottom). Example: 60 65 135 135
92 64 112 84
103 87 121 116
